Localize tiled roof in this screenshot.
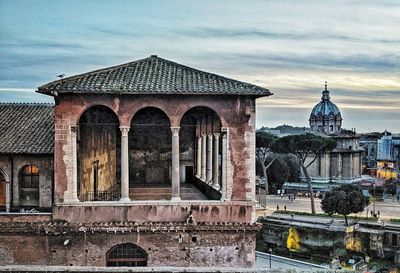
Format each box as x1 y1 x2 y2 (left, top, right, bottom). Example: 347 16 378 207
0 103 54 154
37 55 272 96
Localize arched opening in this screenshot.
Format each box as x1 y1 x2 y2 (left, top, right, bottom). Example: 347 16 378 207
19 165 39 207
78 105 120 201
129 107 171 200
106 243 147 267
0 170 7 210
180 106 221 200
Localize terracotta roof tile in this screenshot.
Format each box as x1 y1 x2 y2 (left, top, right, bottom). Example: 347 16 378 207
37 56 271 96
0 103 54 154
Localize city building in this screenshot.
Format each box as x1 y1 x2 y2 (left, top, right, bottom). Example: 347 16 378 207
0 55 271 267
359 132 382 175
376 131 400 181
306 83 363 186
283 83 363 193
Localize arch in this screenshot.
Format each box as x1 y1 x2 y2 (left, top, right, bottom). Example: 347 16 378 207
19 165 40 207
106 243 147 267
179 106 222 197
129 107 172 189
127 105 172 127
0 169 7 209
78 105 121 201
76 104 119 126
177 104 225 128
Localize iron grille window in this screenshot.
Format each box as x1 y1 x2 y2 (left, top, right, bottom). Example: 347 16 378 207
107 243 147 267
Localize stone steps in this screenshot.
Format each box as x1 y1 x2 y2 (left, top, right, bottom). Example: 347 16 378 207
128 184 209 200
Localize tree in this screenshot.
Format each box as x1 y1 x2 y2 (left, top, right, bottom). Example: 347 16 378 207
321 184 370 225
270 133 337 214
256 132 278 194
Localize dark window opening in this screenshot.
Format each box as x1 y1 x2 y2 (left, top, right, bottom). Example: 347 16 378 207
393 234 398 246
20 165 40 207
21 165 39 188
330 125 333 131
107 243 147 267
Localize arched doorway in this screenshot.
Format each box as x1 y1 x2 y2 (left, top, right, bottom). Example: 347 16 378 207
129 107 171 200
78 105 120 201
0 170 7 210
106 243 147 267
180 106 221 200
19 165 40 207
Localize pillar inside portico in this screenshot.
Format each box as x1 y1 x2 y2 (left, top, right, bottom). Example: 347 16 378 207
64 125 79 203
206 134 213 183
196 135 202 177
201 134 207 181
212 133 220 189
120 126 130 202
171 127 181 201
220 127 229 201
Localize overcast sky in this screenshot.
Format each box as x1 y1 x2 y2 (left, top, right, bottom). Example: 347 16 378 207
1 0 399 132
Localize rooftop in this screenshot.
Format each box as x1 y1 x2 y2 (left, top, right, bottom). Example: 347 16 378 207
0 103 54 154
37 55 272 97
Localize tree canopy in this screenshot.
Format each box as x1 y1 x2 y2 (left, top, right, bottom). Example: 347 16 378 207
321 184 370 225
256 132 278 194
269 133 337 214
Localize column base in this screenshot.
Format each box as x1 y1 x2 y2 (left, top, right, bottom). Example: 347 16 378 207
170 196 181 202
212 184 220 191
63 191 80 203
119 197 131 202
64 198 80 204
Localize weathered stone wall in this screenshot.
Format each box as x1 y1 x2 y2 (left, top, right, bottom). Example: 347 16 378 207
52 202 253 223
257 217 398 264
0 230 257 267
0 154 53 210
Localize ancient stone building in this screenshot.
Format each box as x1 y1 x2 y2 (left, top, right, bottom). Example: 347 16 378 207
0 103 54 212
0 55 271 267
306 84 363 188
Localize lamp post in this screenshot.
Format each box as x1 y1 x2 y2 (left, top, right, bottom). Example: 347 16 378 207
268 248 273 268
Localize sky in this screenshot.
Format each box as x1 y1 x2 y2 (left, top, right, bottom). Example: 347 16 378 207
0 0 399 133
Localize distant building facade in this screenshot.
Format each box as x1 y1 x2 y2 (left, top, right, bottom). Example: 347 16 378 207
376 131 400 181
303 84 362 190
0 56 271 267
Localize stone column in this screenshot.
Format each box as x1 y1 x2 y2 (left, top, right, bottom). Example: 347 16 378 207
64 125 79 203
206 134 213 183
171 127 181 201
120 126 130 202
201 134 207 181
196 135 202 178
212 133 220 189
220 127 228 201
5 182 10 212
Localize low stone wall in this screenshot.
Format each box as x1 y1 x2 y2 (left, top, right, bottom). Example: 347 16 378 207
0 266 336 273
52 201 254 223
0 222 260 267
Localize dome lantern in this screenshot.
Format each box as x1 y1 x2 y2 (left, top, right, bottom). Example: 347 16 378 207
309 82 342 135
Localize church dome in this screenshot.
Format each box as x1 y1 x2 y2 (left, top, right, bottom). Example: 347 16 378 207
310 83 341 117
309 82 342 135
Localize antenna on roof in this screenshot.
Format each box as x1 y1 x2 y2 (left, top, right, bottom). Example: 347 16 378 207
324 81 328 91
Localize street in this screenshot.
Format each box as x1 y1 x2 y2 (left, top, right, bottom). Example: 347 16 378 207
260 195 400 220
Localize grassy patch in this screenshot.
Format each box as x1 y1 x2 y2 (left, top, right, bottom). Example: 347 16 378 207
273 210 378 221
390 218 400 223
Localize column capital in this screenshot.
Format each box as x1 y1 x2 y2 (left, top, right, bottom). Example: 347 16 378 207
213 133 220 137
221 127 228 133
120 126 130 136
171 126 180 136
201 133 207 137
207 134 213 140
